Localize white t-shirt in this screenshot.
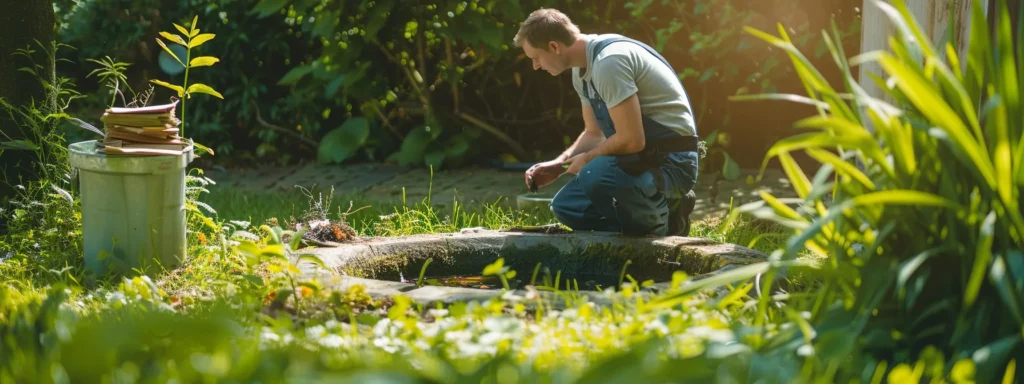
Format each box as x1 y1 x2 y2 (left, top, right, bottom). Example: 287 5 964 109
571 34 697 137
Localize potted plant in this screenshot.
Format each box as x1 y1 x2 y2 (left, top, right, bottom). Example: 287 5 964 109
68 15 222 278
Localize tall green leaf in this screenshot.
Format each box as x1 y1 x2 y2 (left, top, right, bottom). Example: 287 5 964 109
189 56 220 68
995 0 1020 128
964 211 997 309
189 34 216 48
989 255 1024 325
805 148 875 190
878 53 997 187
159 31 187 47
965 0 992 103
186 83 223 99
154 38 183 67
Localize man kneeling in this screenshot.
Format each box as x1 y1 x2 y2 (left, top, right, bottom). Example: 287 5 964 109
517 8 700 237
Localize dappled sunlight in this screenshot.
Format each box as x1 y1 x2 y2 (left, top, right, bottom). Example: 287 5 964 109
1 0 1018 382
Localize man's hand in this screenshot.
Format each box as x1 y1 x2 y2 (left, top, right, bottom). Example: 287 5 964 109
564 152 593 175
525 159 566 191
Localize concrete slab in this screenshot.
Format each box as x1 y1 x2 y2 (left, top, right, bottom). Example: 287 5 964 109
297 228 770 308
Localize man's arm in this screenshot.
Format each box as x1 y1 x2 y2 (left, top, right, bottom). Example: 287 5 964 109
577 93 644 161
572 54 646 164
554 104 605 162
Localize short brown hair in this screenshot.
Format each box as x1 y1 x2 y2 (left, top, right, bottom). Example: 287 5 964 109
513 8 580 50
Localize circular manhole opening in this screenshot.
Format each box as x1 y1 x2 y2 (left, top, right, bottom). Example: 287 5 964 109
305 230 766 293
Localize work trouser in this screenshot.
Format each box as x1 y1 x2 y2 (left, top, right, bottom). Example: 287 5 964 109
550 150 698 236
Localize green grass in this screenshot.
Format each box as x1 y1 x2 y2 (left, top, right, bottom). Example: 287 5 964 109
199 185 320 226
199 183 560 237
2 175 805 383
199 181 795 254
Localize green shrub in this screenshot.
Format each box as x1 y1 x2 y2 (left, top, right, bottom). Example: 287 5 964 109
724 0 1024 381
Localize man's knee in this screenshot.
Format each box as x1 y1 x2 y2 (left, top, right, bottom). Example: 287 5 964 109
550 184 590 229
550 191 572 221
576 156 618 198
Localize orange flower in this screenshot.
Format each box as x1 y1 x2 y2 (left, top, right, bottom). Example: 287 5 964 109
196 232 208 245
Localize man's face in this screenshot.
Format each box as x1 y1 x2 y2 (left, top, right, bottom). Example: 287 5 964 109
523 41 565 76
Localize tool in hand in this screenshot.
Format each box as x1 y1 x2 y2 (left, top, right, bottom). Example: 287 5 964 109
527 175 538 192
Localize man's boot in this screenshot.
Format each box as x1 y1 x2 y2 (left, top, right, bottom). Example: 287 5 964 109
668 190 696 237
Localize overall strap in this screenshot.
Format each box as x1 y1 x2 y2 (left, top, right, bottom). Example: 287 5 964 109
584 36 698 130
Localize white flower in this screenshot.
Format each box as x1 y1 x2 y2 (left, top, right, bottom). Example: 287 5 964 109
459 343 497 357
797 344 814 357
106 291 127 305
373 337 401 353
414 339 431 350
645 319 670 335
428 308 449 318
260 328 281 344
372 319 392 336
417 322 440 339
305 325 326 339
318 334 345 349
478 332 505 346
444 330 472 344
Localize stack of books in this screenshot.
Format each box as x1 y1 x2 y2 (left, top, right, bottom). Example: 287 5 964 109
97 101 186 156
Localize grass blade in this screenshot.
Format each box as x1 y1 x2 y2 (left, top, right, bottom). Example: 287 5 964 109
850 190 959 208
297 254 328 270
992 100 1014 212
990 255 1024 325
806 148 875 190
966 0 992 104
728 93 830 110
777 152 811 200
995 0 1020 127
758 190 805 221
964 211 997 309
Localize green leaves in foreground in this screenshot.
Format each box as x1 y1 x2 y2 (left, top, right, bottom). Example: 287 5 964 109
727 0 1024 381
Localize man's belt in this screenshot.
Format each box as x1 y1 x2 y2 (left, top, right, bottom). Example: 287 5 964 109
644 135 699 154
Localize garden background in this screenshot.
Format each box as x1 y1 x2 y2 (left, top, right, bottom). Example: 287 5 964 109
46 0 860 173
8 0 1024 383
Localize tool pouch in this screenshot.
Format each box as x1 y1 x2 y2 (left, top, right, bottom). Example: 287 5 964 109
616 152 663 176
615 135 699 176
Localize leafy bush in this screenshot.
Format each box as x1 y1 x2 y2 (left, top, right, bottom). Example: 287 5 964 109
725 0 1024 381
0 41 86 282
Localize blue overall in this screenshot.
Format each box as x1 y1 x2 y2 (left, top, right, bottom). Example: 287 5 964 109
550 36 699 236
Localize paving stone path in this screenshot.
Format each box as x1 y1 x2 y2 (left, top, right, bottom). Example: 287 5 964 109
203 163 797 221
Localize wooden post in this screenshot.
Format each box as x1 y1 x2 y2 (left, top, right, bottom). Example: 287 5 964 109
857 0 985 107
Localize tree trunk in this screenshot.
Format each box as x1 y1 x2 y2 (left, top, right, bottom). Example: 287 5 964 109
858 0 984 108
0 0 55 232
